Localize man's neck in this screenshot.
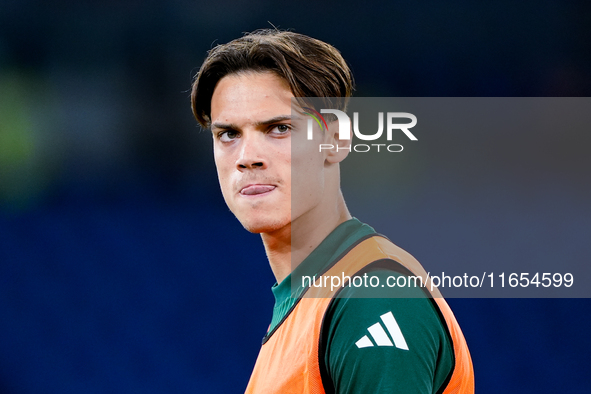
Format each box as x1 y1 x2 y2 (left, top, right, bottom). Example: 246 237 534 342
261 195 351 284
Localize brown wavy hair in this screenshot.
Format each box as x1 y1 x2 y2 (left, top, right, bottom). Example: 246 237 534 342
191 29 354 128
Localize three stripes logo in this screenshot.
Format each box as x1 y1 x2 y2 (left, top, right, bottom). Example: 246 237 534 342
355 311 409 350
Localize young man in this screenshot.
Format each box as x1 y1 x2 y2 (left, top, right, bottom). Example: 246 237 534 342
191 29 474 393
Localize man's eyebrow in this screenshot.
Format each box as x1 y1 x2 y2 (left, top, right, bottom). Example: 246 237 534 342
254 115 292 126
211 115 292 130
211 122 237 131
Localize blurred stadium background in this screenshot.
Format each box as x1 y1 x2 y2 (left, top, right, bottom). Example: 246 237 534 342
0 1 590 393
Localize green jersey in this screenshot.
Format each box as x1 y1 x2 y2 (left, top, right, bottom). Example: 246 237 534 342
267 218 454 393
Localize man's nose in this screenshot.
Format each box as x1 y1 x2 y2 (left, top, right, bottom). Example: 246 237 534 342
236 133 267 170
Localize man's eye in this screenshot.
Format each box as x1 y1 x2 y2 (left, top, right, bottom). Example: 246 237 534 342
219 130 239 142
271 124 291 135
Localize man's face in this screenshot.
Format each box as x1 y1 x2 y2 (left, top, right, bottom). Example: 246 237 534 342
211 71 323 234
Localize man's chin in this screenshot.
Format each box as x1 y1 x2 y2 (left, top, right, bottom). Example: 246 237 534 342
238 218 289 235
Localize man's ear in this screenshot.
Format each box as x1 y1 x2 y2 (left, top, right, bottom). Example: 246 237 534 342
325 120 351 164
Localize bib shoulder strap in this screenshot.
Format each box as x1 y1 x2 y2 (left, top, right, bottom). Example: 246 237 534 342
305 235 442 298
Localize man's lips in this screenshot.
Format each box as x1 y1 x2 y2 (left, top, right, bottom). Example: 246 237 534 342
239 184 276 196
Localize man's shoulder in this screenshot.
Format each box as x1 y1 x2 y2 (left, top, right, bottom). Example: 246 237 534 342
320 270 454 393
326 269 446 342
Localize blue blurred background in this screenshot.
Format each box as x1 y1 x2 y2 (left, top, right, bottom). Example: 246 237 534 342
1 1 590 393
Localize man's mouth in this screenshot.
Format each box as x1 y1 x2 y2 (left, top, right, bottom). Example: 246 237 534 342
240 184 276 196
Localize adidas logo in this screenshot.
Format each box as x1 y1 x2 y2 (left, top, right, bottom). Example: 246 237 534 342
355 311 409 350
